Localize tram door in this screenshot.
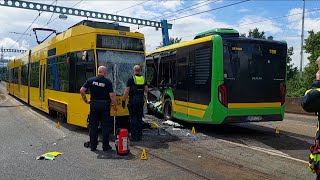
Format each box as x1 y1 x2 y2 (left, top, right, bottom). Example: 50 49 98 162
39 62 46 109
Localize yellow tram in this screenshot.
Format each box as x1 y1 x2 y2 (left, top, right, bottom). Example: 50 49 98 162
7 20 145 127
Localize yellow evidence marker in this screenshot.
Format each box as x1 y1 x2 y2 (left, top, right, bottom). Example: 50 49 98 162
56 122 61 129
191 127 196 135
140 148 148 160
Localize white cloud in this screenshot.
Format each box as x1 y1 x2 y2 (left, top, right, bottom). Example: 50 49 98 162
238 8 249 13
236 16 282 34
288 8 320 32
0 37 29 49
145 0 183 11
286 8 320 69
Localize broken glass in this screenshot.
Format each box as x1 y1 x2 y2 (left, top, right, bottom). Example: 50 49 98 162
97 50 145 95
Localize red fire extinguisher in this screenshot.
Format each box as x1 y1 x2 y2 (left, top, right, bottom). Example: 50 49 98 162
115 128 129 155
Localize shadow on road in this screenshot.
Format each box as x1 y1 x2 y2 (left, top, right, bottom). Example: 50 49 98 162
94 150 136 160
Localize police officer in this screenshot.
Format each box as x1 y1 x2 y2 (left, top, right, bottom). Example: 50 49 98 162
122 65 148 141
80 66 118 151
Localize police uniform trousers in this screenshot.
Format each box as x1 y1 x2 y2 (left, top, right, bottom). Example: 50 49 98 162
128 98 144 140
89 100 111 149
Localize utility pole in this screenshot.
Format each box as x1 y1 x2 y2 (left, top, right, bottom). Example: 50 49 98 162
300 0 305 74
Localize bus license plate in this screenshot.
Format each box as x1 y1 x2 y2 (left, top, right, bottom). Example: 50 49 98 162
247 116 262 121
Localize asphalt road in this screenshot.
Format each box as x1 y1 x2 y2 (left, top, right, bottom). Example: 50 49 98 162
0 82 317 180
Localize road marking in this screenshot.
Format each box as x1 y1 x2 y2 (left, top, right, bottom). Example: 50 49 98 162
218 139 308 164
282 121 316 128
0 94 8 105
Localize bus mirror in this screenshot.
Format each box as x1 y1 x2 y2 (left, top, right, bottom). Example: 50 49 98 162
82 51 87 61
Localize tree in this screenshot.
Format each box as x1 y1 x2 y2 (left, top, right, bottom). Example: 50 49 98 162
157 37 182 49
248 28 266 39
241 28 273 40
302 30 320 88
287 46 299 81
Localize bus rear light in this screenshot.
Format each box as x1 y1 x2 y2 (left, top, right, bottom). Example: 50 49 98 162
218 84 228 107
280 82 286 105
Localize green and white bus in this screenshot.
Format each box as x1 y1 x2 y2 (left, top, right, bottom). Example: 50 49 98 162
146 28 287 124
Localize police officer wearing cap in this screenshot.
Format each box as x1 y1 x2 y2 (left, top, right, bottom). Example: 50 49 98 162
80 66 118 151
122 65 148 141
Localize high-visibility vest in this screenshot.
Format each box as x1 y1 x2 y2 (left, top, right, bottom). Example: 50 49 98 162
305 88 320 95
129 75 145 100
133 75 145 85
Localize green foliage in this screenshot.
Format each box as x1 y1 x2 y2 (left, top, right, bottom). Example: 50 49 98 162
287 47 299 81
241 28 273 40
302 30 320 89
286 74 306 97
286 30 320 97
158 37 182 48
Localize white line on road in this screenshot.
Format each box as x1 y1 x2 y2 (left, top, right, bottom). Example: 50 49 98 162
218 139 308 164
0 94 8 105
281 121 316 128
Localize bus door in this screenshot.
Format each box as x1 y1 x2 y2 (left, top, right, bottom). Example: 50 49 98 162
187 45 212 120
39 62 46 108
173 49 188 118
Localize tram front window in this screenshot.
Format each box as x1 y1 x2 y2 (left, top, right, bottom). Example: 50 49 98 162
97 50 145 95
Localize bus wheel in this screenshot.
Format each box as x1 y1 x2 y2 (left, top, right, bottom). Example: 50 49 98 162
163 98 172 120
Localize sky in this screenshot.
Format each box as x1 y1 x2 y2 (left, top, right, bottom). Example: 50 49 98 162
0 0 319 69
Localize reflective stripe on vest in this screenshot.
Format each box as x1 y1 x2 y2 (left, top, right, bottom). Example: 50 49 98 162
305 88 320 95
133 75 145 85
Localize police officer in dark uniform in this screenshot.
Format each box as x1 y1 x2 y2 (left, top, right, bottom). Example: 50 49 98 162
122 65 148 141
80 66 118 151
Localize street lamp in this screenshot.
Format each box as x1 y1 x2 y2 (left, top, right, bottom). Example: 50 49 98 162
59 14 68 20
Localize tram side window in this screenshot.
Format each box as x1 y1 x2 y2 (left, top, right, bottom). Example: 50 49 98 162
21 65 28 86
13 67 18 84
47 55 70 92
72 50 96 93
8 69 12 83
30 62 39 87
57 55 70 92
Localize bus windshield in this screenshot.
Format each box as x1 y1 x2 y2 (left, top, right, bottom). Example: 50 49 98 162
97 50 145 95
223 38 287 103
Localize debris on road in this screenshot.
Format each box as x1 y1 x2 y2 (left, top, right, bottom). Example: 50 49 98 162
36 151 62 160
162 120 183 128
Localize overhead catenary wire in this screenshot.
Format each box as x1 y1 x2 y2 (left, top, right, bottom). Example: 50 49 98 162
46 0 58 25
23 0 84 44
131 0 219 31
150 0 216 21
178 7 320 39
9 13 41 49
114 0 151 14
9 0 57 49
44 0 83 28
131 0 248 32
169 0 251 21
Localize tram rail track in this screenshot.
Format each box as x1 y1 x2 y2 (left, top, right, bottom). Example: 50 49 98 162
131 134 276 180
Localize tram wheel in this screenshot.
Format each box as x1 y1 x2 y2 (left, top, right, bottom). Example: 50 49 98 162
163 98 173 120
